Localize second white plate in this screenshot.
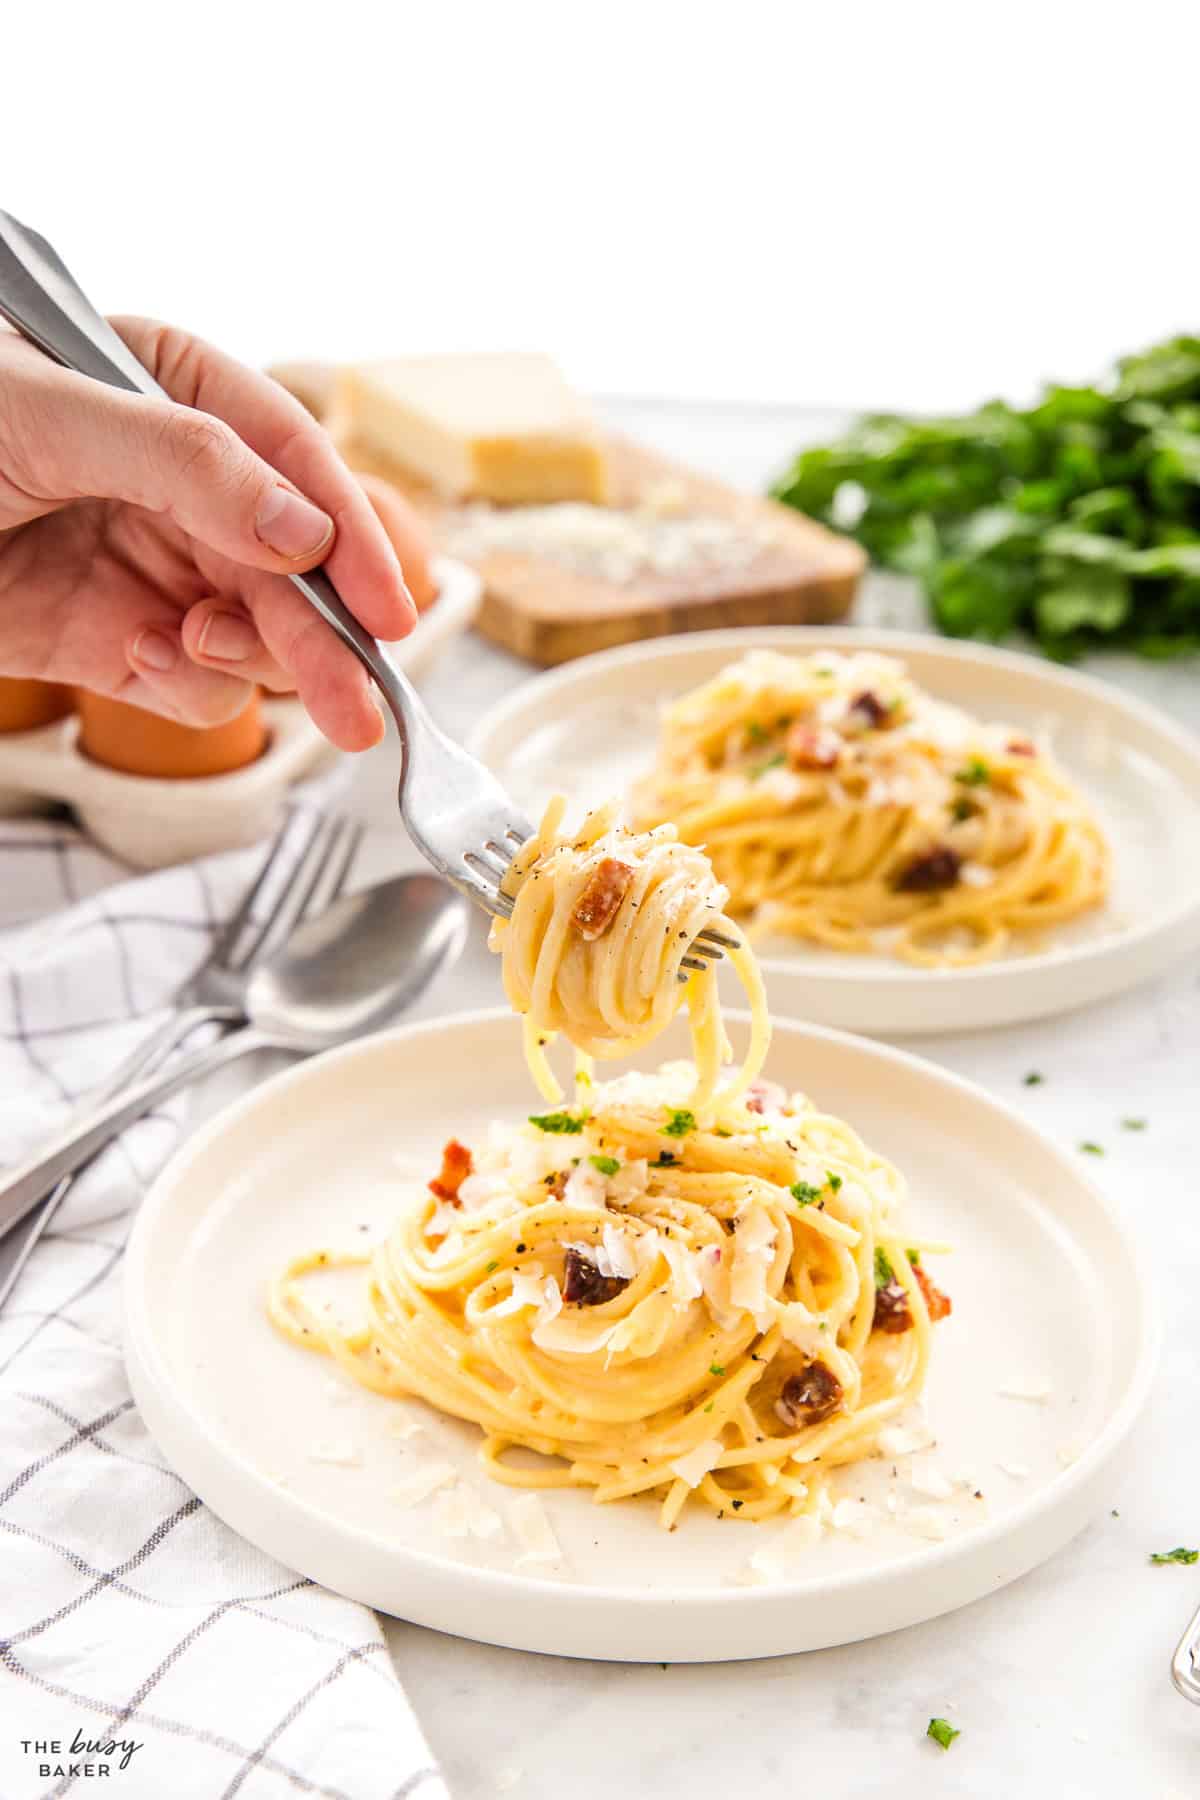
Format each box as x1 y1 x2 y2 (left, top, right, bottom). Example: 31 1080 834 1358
468 627 1200 1034
124 1009 1156 1662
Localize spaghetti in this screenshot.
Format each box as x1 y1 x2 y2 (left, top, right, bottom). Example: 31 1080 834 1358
629 649 1109 965
488 797 770 1111
269 1062 951 1530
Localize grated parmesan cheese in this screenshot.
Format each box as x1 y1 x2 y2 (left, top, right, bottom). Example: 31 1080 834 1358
996 1380 1052 1403
390 1463 457 1506
669 1439 725 1489
742 1511 823 1582
308 1440 361 1467
509 1493 563 1566
832 1498 883 1538
904 1507 952 1541
445 501 778 587
877 1422 936 1457
433 1483 504 1541
997 1460 1031 1481
908 1466 955 1501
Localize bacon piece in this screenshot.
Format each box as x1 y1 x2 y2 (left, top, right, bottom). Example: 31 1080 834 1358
1007 737 1036 757
746 1077 789 1116
571 857 635 941
893 846 962 893
786 722 842 771
775 1360 844 1428
561 1247 629 1306
873 1266 952 1333
873 1278 912 1334
915 1263 952 1322
428 1138 473 1204
847 690 892 730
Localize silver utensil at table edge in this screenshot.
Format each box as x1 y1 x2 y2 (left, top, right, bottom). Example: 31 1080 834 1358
0 810 361 1303
0 873 468 1250
0 211 731 979
1173 1600 1200 1703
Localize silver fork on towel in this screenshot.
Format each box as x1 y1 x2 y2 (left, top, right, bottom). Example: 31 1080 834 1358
0 810 361 1306
0 210 732 980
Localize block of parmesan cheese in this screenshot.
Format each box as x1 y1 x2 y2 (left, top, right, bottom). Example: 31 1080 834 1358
336 352 608 504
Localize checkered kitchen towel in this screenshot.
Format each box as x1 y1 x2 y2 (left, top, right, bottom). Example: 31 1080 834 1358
0 808 447 1800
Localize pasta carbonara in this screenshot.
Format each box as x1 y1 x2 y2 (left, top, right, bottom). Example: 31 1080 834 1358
630 649 1109 965
269 1061 951 1530
487 797 770 1112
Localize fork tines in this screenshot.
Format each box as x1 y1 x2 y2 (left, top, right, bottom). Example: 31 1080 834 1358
463 827 530 919
217 810 363 972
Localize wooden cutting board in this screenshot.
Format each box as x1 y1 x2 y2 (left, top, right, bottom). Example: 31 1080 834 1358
271 361 864 667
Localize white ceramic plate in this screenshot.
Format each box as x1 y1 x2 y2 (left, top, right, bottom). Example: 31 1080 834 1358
123 1009 1156 1662
468 627 1200 1035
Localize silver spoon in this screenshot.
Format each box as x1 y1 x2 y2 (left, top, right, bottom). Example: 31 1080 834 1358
0 873 467 1241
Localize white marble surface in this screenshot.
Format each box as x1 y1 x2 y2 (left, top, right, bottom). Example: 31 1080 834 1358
229 402 1200 1797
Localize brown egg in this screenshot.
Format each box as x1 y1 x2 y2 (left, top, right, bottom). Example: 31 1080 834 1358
357 472 439 613
75 689 267 779
0 678 74 734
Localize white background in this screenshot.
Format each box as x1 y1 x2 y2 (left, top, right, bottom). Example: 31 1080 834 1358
5 1 1199 424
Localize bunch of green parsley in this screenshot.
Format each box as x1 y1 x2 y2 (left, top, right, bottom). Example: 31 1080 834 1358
771 336 1200 659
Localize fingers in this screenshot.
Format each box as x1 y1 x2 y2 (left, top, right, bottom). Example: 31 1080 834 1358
179 599 294 693
217 570 387 751
29 551 258 728
111 316 418 641
122 621 257 726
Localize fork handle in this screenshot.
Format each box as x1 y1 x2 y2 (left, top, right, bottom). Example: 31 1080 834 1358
0 211 439 753
0 1024 273 1243
0 1004 232 1305
92 1004 235 1097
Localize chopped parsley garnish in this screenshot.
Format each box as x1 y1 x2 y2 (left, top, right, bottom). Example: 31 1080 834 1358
826 1171 843 1192
1122 1117 1147 1131
589 1154 620 1177
746 720 768 744
906 1247 921 1265
528 1110 585 1134
750 752 787 780
714 1127 733 1138
874 1246 895 1288
485 1260 498 1273
1150 1546 1199 1565
926 1718 960 1751
1023 1071 1044 1086
954 756 991 787
949 795 975 822
703 1402 714 1413
790 1181 822 1206
1079 1141 1105 1156
651 1151 679 1168
709 1363 726 1377
663 1108 697 1138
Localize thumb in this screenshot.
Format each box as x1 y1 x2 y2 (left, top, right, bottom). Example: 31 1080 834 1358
16 362 335 570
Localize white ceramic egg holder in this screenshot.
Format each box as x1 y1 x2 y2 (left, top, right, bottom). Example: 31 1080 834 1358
0 555 482 870
0 700 336 868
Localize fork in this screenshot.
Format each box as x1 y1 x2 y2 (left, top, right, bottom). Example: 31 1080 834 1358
0 210 729 977
0 810 361 1300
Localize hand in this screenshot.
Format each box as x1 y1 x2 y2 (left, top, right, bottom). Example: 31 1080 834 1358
0 318 419 750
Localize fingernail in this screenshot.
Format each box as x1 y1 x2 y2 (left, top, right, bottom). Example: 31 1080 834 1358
132 628 178 673
256 485 334 559
198 611 258 662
